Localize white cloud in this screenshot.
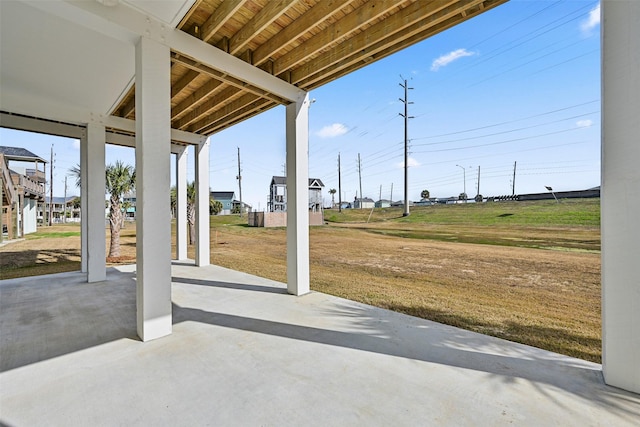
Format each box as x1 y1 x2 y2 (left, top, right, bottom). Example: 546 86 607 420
317 123 348 138
576 119 593 128
580 3 600 35
72 140 80 150
397 157 420 168
431 48 476 71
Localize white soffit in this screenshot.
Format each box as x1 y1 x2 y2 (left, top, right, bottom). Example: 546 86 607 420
123 0 196 27
0 1 134 122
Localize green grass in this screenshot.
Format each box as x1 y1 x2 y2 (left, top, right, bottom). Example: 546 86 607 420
27 231 81 239
324 198 600 228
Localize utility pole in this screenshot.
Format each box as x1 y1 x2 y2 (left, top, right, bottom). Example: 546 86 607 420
237 147 243 217
338 153 342 213
63 176 67 224
477 166 481 199
399 78 414 217
357 153 363 209
390 183 393 204
512 161 517 196
379 185 382 204
49 144 54 226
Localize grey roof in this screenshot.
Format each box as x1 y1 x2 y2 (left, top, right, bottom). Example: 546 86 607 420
211 191 235 200
45 196 78 204
271 176 324 187
0 146 47 163
356 197 375 203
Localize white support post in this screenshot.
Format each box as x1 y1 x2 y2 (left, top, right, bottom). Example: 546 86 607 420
175 146 188 261
85 123 106 282
601 0 640 394
195 138 210 266
135 36 172 341
285 93 310 296
80 130 88 273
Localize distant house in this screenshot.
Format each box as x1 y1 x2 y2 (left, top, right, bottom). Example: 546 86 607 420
210 191 235 215
42 196 81 223
1 146 47 238
375 199 391 208
391 200 414 207
354 197 375 209
268 176 325 212
232 200 252 214
122 190 136 220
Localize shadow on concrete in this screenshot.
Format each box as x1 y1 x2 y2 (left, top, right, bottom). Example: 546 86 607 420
172 298 640 422
0 269 138 372
171 275 287 294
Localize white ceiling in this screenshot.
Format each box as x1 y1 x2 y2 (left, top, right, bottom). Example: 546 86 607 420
0 0 194 124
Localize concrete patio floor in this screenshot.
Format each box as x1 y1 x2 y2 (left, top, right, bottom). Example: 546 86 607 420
1 262 638 426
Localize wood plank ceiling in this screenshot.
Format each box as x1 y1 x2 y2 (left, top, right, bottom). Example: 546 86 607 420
112 0 508 136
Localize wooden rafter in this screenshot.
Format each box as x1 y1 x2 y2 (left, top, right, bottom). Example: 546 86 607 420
111 0 509 136
272 0 400 76
228 0 298 55
292 0 487 87
251 0 359 67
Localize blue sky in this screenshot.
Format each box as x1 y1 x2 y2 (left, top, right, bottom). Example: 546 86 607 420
1 0 601 209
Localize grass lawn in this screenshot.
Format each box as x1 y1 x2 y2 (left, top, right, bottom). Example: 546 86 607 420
1 199 602 362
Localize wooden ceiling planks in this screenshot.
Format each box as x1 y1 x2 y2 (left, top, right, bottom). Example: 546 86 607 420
112 0 508 135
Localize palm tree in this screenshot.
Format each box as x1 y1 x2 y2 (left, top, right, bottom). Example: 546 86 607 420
420 189 430 200
329 188 337 208
106 161 135 258
171 183 215 244
69 162 134 257
186 181 197 245
69 164 81 188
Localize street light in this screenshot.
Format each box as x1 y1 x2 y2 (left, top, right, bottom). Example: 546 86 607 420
545 186 559 203
456 164 466 203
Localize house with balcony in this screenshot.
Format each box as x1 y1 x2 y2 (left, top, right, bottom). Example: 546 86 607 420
268 176 324 212
41 196 81 224
1 146 47 238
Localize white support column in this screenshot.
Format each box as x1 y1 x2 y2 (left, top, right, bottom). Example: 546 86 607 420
85 123 106 282
195 138 210 266
80 130 88 273
135 36 172 341
285 93 310 296
175 146 188 261
601 0 640 394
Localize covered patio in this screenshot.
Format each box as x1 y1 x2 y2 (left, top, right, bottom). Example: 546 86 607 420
0 0 639 420
2 263 639 425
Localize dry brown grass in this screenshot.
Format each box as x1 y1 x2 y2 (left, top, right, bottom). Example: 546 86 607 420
207 223 601 362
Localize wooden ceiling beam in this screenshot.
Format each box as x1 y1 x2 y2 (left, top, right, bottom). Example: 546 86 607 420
171 69 200 98
252 0 358 67
173 86 244 130
228 0 298 56
119 89 136 118
170 53 288 104
172 78 225 120
272 0 404 76
186 92 265 133
290 0 478 86
198 99 275 135
201 0 249 43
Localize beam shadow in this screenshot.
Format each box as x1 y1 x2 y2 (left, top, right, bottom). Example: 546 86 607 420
171 276 287 294
172 300 640 422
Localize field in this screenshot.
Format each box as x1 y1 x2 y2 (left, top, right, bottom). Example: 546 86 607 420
0 199 602 362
